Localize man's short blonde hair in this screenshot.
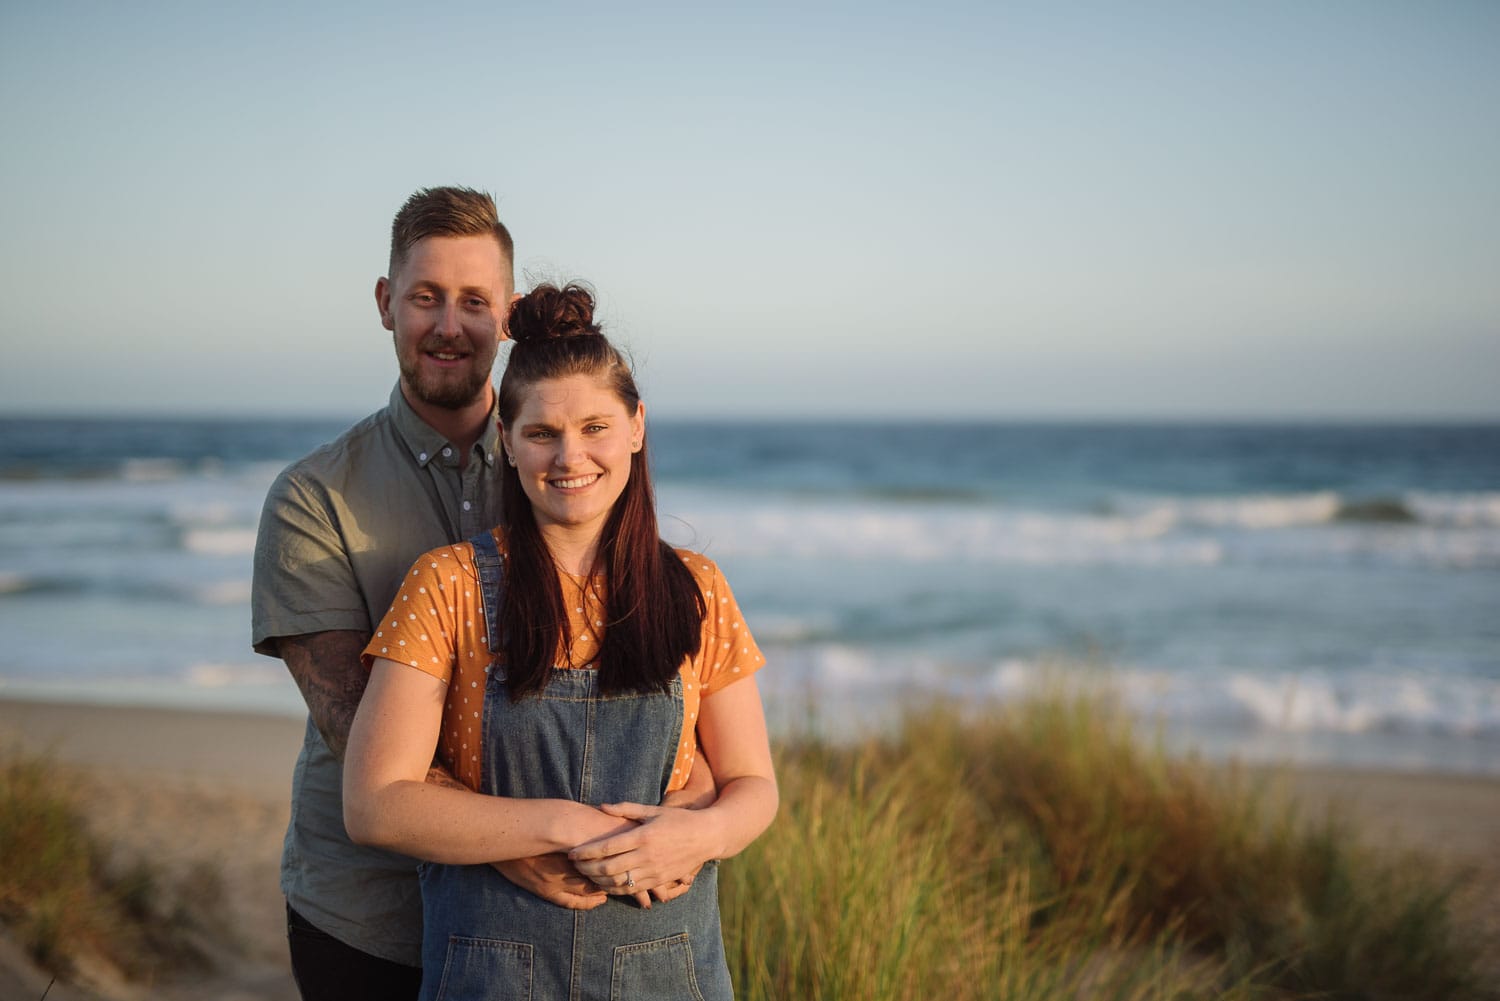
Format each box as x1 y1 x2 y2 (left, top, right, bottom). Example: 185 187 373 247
388 186 514 286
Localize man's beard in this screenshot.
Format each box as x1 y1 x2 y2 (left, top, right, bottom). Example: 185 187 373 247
399 354 492 410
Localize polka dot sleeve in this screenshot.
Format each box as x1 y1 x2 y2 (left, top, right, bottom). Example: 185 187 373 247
360 543 474 685
686 554 765 695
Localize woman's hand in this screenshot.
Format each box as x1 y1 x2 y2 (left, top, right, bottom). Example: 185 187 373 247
567 803 715 906
568 677 778 907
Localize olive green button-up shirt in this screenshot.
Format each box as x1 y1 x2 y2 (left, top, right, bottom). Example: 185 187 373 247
251 383 504 965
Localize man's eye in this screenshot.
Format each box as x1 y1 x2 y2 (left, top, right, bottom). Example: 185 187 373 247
586 424 608 433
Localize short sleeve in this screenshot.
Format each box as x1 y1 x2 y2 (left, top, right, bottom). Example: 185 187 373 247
691 558 765 695
251 467 369 656
360 544 471 685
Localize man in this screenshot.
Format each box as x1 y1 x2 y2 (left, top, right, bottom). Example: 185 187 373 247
252 187 598 998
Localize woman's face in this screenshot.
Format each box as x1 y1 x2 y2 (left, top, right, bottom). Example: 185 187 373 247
503 373 644 541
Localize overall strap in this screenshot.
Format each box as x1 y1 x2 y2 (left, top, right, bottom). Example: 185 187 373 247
468 530 506 655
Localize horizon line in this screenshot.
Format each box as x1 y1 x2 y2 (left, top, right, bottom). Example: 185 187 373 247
2 409 1499 427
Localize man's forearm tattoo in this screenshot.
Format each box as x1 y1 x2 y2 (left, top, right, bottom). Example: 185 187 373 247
280 630 370 761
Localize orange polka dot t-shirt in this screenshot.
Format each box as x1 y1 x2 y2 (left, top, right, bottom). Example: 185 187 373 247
360 529 765 794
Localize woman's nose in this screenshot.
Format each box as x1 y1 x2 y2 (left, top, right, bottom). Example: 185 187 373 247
554 434 586 467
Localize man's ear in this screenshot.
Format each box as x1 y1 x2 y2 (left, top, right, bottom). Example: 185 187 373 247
375 277 395 331
499 291 523 341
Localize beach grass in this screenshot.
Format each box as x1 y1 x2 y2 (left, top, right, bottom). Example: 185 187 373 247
721 690 1492 1000
1 691 1491 1000
0 750 225 983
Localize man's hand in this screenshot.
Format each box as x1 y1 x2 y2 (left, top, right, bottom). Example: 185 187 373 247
493 855 609 910
279 630 370 760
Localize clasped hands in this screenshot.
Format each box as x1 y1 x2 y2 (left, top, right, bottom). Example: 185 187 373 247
495 800 711 911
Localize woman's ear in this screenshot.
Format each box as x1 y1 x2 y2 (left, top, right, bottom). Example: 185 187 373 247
499 422 515 466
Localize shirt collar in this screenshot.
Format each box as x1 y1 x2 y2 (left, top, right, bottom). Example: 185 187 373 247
388 383 501 469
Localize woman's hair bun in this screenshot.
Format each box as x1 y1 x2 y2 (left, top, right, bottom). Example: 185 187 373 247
508 282 600 343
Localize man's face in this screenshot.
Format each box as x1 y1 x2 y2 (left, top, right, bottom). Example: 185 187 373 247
376 234 512 411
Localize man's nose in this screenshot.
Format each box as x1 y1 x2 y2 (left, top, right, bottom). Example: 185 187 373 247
436 301 462 337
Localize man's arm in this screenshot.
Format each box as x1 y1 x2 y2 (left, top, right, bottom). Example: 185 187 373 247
278 630 370 760
662 749 717 811
281 633 611 910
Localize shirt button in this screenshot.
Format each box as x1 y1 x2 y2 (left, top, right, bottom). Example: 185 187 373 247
442 446 453 458
462 501 471 511
418 452 428 462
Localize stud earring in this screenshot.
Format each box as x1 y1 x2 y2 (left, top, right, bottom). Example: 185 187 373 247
506 453 516 466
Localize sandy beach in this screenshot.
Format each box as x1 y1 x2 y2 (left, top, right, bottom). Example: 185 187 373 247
2 697 1497 999
0 699 305 1001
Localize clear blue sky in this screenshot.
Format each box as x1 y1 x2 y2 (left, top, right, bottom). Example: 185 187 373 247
2 1 1497 419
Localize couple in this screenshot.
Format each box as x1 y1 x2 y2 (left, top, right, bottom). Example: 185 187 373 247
251 187 777 1001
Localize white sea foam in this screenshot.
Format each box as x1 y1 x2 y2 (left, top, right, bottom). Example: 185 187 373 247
195 579 252 605
1017 662 1500 741
182 527 259 557
671 497 1227 567
1406 491 1500 528
756 643 1500 751
981 659 1034 698
1220 671 1500 736
1116 492 1343 530
665 488 1500 570
168 500 242 525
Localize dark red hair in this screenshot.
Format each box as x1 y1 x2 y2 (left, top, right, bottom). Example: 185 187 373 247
497 282 704 698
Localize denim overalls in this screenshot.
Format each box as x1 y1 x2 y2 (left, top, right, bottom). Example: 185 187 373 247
417 532 732 1001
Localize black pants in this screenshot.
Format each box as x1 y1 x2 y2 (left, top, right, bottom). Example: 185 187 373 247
286 902 423 1001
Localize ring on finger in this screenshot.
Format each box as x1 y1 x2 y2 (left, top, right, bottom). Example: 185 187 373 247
626 870 636 889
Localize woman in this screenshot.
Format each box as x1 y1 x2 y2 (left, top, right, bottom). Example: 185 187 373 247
343 283 778 1001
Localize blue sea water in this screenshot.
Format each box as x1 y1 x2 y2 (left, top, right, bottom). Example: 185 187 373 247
1 417 1497 774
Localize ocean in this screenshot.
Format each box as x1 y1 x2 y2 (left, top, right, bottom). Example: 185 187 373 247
2 417 1497 774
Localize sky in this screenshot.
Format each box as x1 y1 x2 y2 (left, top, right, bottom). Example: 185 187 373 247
1 1 1497 420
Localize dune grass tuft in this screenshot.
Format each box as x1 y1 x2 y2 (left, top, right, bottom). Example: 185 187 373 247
0 749 225 983
721 691 1493 1000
